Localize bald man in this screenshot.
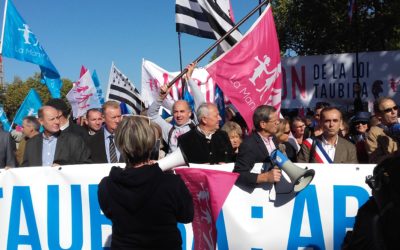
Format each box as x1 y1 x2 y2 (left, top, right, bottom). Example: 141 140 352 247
147 63 205 154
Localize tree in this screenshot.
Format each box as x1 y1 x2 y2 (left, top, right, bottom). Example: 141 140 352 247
3 73 72 120
271 0 400 56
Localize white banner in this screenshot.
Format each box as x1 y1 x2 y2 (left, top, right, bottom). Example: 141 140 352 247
0 163 374 250
281 50 400 108
141 59 215 107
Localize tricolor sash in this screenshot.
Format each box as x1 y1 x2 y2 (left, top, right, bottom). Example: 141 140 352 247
303 138 333 164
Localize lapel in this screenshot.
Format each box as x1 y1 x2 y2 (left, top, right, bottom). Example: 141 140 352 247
254 132 269 159
54 132 64 161
35 134 44 164
333 137 345 163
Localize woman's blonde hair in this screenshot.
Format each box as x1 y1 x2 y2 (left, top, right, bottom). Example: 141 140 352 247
114 116 156 166
221 121 243 138
275 118 289 140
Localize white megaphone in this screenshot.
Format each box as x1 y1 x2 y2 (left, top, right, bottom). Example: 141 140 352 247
157 147 188 171
270 149 315 192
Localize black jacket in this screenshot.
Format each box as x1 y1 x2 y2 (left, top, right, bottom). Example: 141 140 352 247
178 128 234 164
98 164 194 250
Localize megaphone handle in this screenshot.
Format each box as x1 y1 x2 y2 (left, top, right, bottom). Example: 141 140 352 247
269 183 276 201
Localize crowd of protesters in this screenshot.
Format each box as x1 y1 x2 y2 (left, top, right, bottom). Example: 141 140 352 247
1 66 400 249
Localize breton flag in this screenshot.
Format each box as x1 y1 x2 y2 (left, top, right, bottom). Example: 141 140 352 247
106 62 145 115
175 0 242 51
206 4 282 130
0 0 62 98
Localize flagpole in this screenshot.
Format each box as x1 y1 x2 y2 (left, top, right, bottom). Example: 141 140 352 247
165 0 269 90
0 0 8 54
177 32 185 100
105 61 114 102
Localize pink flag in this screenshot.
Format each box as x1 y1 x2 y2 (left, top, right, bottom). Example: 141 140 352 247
174 168 238 250
206 4 282 130
79 65 87 78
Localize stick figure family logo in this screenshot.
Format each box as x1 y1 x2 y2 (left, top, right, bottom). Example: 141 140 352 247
17 23 40 47
27 108 36 116
248 54 282 102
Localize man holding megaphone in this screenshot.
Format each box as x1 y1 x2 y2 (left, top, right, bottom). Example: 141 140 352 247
233 105 282 189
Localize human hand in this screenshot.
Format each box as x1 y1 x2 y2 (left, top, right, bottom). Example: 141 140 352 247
184 62 197 80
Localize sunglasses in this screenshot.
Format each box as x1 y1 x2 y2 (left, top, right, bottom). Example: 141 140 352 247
382 105 399 113
283 130 291 135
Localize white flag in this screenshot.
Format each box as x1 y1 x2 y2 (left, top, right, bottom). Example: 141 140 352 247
67 69 101 118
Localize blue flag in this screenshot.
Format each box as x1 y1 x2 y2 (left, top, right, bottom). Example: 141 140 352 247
92 70 104 104
13 89 42 126
182 86 195 112
1 0 62 97
119 102 130 115
41 74 62 98
0 106 11 131
215 85 225 127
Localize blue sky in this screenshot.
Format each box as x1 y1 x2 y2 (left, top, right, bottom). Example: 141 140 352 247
0 0 262 93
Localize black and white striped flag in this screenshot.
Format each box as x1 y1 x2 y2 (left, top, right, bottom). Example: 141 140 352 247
175 0 242 51
106 62 145 114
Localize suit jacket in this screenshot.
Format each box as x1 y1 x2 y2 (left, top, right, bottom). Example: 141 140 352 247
22 131 91 167
366 125 398 164
0 130 16 168
63 122 90 145
87 128 124 164
233 132 278 189
297 135 358 163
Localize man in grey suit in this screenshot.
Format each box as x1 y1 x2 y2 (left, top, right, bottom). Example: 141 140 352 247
0 127 16 169
22 106 91 167
298 107 358 163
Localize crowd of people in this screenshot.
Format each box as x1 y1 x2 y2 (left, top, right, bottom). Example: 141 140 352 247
0 64 399 249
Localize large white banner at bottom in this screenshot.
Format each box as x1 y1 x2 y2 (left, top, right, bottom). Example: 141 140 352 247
0 164 374 250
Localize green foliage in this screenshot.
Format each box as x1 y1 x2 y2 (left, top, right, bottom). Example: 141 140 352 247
272 0 400 56
3 73 72 120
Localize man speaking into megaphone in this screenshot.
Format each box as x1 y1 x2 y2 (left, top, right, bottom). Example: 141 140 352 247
233 105 283 189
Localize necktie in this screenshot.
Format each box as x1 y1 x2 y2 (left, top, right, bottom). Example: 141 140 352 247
109 135 118 163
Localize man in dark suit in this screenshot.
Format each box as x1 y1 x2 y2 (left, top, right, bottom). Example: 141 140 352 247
22 106 91 167
46 98 90 143
297 107 358 164
233 105 282 189
87 101 123 163
0 127 16 169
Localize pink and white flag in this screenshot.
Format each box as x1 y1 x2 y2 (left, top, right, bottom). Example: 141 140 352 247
206 4 282 130
141 59 216 108
67 68 101 118
174 168 238 250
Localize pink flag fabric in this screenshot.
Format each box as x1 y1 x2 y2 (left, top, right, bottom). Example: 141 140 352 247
206 4 282 130
174 168 239 250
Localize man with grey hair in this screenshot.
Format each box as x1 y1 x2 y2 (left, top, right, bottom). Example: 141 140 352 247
234 105 282 189
16 116 40 165
178 102 234 164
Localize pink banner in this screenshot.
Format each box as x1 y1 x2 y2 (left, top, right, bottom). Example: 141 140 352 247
174 168 238 250
206 4 282 130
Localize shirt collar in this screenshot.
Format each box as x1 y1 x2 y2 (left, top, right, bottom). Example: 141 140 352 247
321 135 338 147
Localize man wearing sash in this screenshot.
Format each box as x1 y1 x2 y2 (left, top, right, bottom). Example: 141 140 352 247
298 107 358 164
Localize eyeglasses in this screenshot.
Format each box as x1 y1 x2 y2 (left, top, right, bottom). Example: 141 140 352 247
381 106 399 113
